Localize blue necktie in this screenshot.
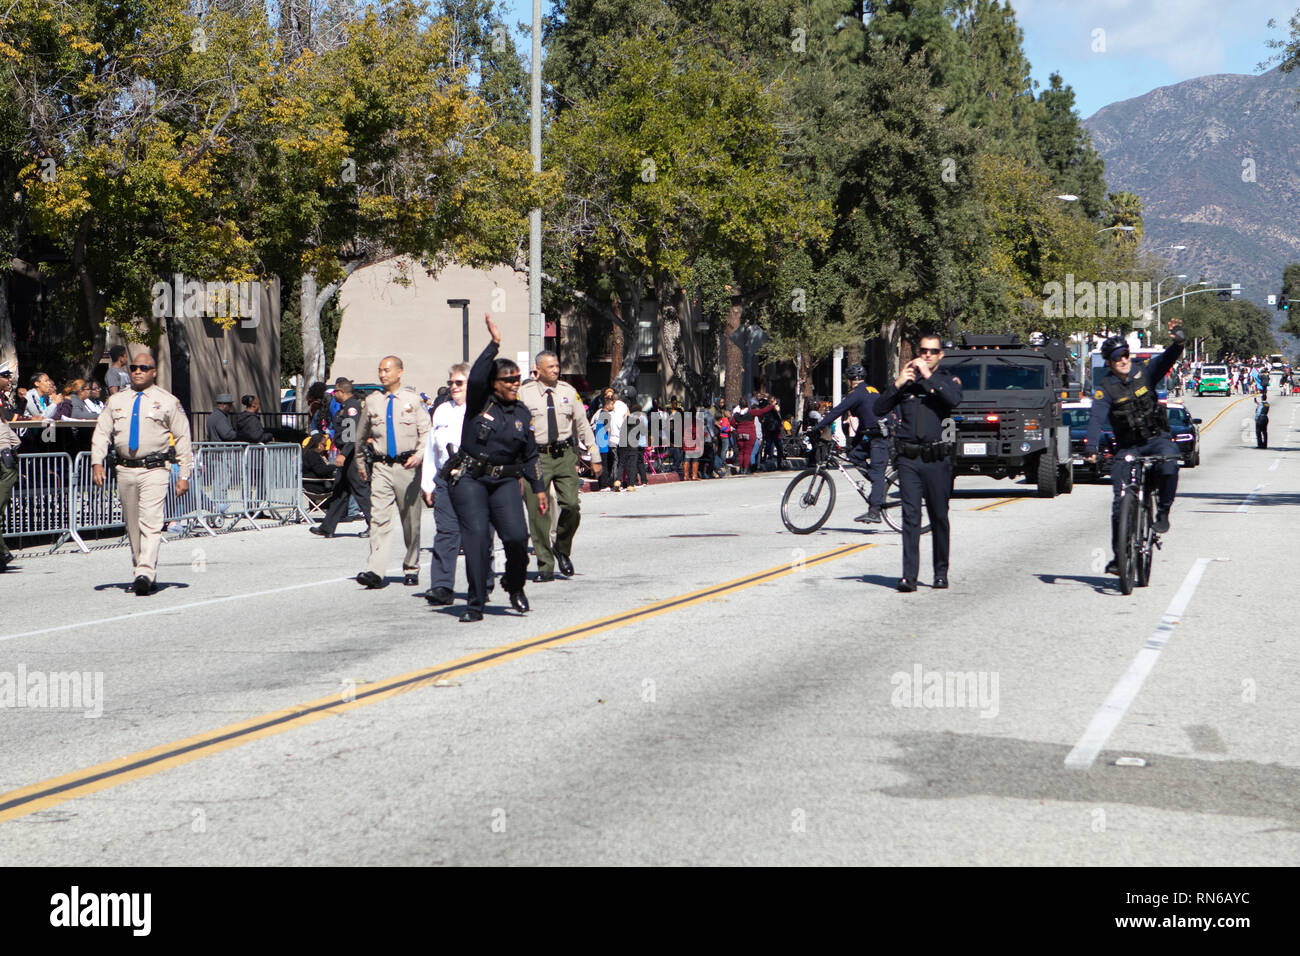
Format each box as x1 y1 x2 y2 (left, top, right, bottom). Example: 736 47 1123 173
386 395 397 458
129 392 142 454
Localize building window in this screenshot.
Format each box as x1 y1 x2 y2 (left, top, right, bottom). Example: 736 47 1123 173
637 320 654 358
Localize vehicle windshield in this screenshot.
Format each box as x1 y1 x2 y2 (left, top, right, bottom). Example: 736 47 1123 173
1062 409 1091 428
984 363 1046 390
1202 367 1226 376
942 362 983 391
1167 407 1190 428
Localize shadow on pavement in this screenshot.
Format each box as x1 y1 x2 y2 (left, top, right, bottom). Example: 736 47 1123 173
1034 573 1117 594
877 731 1300 830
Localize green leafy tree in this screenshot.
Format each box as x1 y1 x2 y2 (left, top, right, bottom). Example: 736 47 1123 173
1035 72 1107 219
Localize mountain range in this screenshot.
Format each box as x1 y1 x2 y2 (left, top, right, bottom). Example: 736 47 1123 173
1084 65 1300 343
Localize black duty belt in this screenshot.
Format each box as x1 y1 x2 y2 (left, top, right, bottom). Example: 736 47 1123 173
372 450 416 465
463 455 525 479
117 453 173 469
899 441 952 462
543 438 575 456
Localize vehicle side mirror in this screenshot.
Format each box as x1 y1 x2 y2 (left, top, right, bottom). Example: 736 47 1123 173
1192 418 1202 424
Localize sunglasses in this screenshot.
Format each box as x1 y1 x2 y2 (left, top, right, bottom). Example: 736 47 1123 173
129 364 155 372
918 348 942 356
496 375 521 384
447 379 466 386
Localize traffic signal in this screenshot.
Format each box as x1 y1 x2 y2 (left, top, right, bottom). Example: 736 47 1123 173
1137 330 1147 346
1281 293 1290 311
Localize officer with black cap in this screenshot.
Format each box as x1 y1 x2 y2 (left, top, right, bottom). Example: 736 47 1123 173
814 363 888 523
873 334 962 592
447 314 548 623
1085 329 1185 574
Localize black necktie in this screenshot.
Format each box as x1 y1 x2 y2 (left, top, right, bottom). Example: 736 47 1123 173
546 388 558 442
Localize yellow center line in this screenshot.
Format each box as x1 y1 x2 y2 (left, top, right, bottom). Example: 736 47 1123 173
1198 395 1250 433
0 541 877 825
971 497 1021 512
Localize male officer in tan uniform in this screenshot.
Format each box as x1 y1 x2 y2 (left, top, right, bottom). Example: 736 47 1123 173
354 355 428 588
518 350 599 581
91 348 193 595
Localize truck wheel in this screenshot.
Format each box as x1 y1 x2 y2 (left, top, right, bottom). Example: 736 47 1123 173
1036 449 1059 497
1058 460 1074 494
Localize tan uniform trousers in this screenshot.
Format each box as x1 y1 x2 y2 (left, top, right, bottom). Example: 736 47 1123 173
367 461 423 576
117 466 171 581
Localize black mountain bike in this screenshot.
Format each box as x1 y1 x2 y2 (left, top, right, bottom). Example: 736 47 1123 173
1114 453 1179 595
780 436 929 535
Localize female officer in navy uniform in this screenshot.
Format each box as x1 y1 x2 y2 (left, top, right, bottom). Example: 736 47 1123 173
450 315 548 622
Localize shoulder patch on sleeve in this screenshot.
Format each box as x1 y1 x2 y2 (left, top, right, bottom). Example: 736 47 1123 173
1094 389 1104 400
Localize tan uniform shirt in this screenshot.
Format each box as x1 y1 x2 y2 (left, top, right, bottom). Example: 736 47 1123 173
356 386 429 457
518 380 597 448
0 415 19 451
91 385 194 479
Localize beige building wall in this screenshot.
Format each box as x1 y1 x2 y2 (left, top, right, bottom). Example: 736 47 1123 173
332 258 530 398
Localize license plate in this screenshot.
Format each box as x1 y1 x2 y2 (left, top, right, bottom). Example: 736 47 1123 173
962 442 987 456
1071 458 1085 465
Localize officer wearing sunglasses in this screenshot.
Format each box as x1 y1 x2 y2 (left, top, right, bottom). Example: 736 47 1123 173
446 314 548 622
874 335 962 592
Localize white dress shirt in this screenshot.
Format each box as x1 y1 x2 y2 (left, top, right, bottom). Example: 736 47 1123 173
421 400 467 494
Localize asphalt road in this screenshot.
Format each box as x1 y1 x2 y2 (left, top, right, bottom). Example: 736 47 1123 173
0 391 1296 865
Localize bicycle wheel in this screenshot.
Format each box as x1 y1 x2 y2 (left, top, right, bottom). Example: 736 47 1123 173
881 469 931 535
1136 493 1155 588
780 469 836 534
1114 490 1139 595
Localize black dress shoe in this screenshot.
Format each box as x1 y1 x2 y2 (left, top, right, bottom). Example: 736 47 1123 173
358 529 370 539
1105 559 1118 575
309 526 334 538
556 553 574 577
897 578 917 593
459 608 483 623
509 590 530 613
932 576 949 589
404 573 419 586
356 571 383 589
133 575 154 596
536 571 555 582
426 586 454 606
1154 510 1171 534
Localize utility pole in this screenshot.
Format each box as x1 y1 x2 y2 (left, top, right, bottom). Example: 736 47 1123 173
528 0 543 366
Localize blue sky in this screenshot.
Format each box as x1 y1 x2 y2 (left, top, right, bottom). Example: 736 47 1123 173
496 0 1299 118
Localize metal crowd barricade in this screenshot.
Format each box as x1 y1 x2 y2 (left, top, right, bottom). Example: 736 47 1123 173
242 443 306 524
189 443 257 532
67 451 125 552
2 452 74 552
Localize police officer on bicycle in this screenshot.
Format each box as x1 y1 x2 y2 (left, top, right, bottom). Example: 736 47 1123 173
815 364 889 523
1086 330 1185 575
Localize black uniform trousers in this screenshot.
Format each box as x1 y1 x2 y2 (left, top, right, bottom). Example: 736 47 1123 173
319 454 371 533
1256 419 1269 448
847 435 889 509
451 473 529 611
898 455 952 581
1110 434 1179 550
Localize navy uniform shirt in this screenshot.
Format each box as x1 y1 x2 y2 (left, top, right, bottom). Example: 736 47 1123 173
330 396 365 457
1086 341 1183 451
459 341 545 493
818 382 884 442
873 369 962 442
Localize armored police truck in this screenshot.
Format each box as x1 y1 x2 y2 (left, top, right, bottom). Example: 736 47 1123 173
941 334 1078 497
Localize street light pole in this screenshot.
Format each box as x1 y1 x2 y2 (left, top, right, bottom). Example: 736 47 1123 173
528 0 543 366
1156 274 1187 335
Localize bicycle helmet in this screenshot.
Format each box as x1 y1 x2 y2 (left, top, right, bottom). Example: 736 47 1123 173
845 363 866 381
1101 336 1129 362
